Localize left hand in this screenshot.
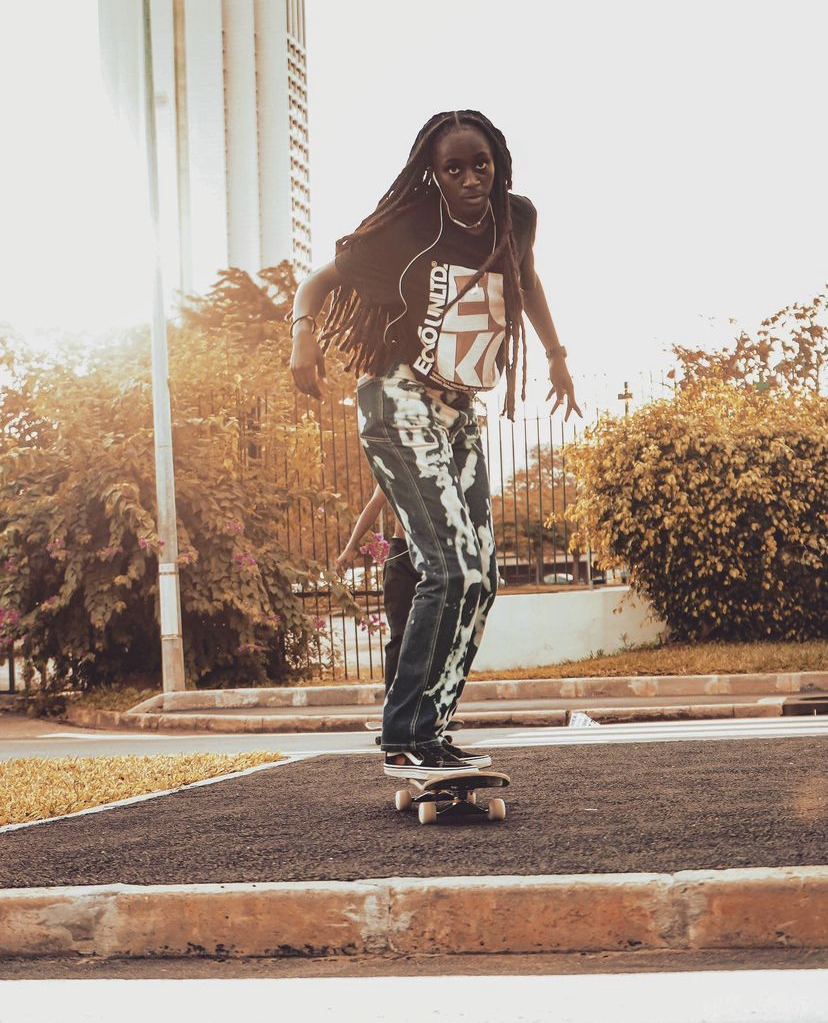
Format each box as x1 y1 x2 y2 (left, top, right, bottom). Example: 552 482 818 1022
546 357 583 421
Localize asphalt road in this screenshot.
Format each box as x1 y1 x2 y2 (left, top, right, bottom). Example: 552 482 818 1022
4 713 828 760
3 735 828 886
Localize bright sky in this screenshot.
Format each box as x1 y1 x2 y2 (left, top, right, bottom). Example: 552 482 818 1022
1 0 826 416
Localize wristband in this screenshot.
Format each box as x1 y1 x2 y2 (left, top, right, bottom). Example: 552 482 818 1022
546 346 567 360
289 313 317 336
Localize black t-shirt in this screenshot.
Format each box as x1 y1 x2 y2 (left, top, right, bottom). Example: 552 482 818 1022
335 193 537 391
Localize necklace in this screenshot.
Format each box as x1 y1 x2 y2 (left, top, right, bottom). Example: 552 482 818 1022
443 198 492 231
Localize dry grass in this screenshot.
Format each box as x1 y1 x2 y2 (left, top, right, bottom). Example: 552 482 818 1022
0 751 284 827
73 685 161 711
468 640 828 681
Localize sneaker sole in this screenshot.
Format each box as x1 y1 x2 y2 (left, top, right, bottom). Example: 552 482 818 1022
458 756 492 769
383 763 481 780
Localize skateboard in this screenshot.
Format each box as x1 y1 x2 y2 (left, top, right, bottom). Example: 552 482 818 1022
366 718 465 744
392 770 510 825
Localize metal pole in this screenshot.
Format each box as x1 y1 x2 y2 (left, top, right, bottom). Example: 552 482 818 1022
142 0 186 692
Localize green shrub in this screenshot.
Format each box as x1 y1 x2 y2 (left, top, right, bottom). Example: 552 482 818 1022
567 383 828 641
0 265 362 690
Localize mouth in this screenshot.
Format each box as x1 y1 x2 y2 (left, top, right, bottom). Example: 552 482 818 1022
461 192 487 205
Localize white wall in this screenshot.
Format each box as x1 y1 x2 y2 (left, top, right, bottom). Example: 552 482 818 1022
330 586 666 678
473 586 665 672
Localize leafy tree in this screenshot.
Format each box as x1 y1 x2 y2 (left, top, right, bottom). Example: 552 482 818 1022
490 435 577 584
670 287 828 394
0 263 364 692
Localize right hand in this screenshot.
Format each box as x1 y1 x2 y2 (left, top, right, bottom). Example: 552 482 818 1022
335 545 357 576
290 325 327 400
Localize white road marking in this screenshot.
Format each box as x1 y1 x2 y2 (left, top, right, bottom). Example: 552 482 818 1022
40 733 171 739
470 717 828 748
1 971 828 1023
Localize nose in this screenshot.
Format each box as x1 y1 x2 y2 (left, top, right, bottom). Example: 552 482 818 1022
462 168 480 188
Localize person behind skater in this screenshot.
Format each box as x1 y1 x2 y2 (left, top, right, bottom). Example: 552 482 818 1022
335 484 416 696
291 110 581 780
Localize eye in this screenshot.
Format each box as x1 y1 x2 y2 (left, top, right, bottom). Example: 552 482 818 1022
445 166 461 176
476 158 491 172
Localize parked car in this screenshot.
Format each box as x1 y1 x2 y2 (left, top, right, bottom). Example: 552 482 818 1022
543 572 574 585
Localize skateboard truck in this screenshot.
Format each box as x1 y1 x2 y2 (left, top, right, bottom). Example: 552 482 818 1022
393 770 510 825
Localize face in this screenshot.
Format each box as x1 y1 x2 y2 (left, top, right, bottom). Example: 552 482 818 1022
431 125 495 222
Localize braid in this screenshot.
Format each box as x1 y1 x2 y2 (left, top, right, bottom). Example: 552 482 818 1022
319 110 528 417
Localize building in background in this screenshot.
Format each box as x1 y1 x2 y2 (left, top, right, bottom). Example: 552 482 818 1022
98 0 311 301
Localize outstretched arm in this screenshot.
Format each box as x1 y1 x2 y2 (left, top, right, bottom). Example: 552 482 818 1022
290 260 346 400
335 484 389 573
522 276 582 421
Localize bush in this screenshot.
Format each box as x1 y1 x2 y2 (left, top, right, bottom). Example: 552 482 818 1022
567 383 828 641
0 264 362 690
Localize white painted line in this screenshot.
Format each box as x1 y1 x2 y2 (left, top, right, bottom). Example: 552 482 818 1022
40 733 173 740
470 718 828 749
0 753 317 835
2 971 828 1023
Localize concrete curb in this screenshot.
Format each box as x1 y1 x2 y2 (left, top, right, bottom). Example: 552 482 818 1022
63 701 788 734
129 671 828 712
2 867 827 958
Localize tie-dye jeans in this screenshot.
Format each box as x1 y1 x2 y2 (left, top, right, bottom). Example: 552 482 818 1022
357 364 498 753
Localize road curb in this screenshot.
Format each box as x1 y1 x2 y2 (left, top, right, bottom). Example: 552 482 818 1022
63 701 787 734
127 672 828 712
2 867 827 959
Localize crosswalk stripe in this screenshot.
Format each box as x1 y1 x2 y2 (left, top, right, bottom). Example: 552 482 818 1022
470 718 828 748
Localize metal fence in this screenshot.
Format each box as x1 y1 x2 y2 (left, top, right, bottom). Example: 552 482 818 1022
273 387 605 680
0 384 630 691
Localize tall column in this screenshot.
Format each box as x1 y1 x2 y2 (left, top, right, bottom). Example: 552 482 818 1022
223 0 262 274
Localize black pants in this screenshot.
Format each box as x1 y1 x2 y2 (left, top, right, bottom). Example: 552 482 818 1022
382 538 419 694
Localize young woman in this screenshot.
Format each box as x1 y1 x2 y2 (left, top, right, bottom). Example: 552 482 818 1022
291 110 580 779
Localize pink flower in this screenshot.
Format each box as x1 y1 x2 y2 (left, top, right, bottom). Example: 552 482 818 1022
46 539 67 561
138 537 150 550
358 614 387 635
225 520 245 535
233 552 258 570
358 532 390 566
311 616 326 631
236 642 265 655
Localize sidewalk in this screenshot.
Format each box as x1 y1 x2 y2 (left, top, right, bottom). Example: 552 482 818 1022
60 670 828 733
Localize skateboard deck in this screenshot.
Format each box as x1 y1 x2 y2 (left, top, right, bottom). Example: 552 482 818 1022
392 769 510 825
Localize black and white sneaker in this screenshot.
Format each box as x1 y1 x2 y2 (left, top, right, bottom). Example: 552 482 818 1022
442 736 492 769
383 747 480 780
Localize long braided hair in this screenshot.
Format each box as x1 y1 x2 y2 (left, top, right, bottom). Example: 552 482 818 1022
319 109 528 418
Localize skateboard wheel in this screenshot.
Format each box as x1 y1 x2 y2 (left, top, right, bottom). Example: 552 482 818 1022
487 798 506 822
395 789 412 812
418 801 438 825
467 791 477 805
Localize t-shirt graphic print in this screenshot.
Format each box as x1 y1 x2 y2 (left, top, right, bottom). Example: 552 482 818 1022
412 263 506 392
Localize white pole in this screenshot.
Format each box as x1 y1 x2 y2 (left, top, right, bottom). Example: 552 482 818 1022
142 0 186 692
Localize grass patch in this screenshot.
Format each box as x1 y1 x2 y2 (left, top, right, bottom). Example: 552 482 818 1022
72 685 162 711
0 751 284 827
468 640 828 681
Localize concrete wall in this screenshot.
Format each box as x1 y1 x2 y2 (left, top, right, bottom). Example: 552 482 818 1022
473 585 666 672
330 586 665 678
